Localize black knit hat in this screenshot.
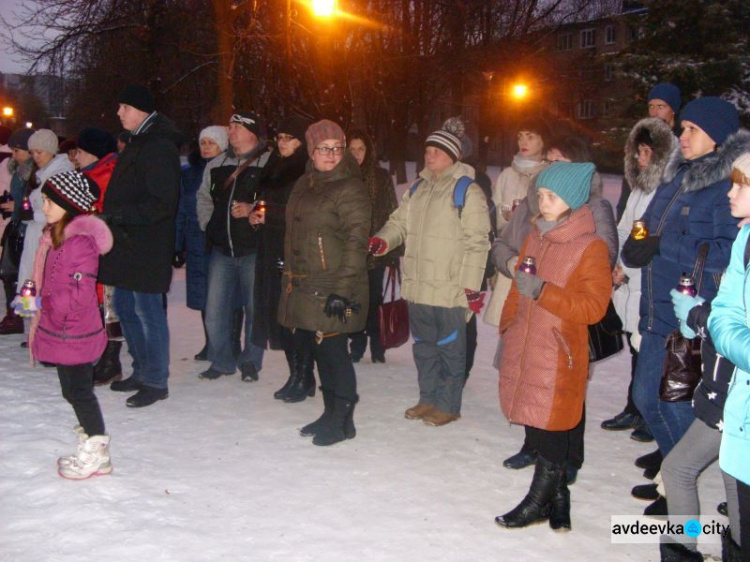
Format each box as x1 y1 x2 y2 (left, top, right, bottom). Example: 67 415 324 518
230 111 265 139
277 115 310 143
119 85 155 114
78 128 117 159
8 128 35 151
41 171 100 217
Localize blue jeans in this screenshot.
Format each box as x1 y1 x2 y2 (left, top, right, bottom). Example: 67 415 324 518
205 250 264 374
113 289 170 389
633 331 695 456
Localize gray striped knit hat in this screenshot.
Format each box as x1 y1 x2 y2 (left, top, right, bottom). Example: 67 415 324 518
425 117 465 163
41 171 99 217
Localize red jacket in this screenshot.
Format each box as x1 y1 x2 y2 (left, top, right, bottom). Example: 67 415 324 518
499 206 611 431
82 152 117 213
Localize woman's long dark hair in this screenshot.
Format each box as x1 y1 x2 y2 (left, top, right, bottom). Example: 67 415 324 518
348 128 377 192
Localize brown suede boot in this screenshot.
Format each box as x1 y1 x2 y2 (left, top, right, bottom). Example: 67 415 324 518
422 409 460 426
404 403 435 420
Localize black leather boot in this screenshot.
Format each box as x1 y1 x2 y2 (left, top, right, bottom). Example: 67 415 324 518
93 340 122 386
549 468 571 532
659 541 703 561
300 387 334 437
495 456 562 529
274 348 297 400
283 350 316 403
312 395 357 446
721 528 742 562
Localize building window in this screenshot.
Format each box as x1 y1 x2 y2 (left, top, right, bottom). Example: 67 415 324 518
603 100 614 117
581 29 596 48
628 26 642 42
605 25 616 45
557 32 573 51
577 100 595 120
604 63 614 81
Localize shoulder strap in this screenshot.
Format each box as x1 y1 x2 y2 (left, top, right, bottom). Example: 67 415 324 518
408 178 422 197
453 176 474 218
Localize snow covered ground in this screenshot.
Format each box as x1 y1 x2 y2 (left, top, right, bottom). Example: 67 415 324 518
0 170 726 561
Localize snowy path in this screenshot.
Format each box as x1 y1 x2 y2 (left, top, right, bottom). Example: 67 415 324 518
0 266 724 562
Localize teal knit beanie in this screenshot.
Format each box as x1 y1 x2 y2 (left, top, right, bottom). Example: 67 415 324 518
535 162 595 210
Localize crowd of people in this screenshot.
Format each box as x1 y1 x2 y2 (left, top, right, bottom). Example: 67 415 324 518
1 81 749 561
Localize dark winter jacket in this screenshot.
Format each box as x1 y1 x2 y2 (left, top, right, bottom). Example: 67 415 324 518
366 166 398 269
198 144 271 257
31 215 113 365
98 112 183 294
251 146 308 349
175 151 209 310
634 130 750 337
277 152 371 334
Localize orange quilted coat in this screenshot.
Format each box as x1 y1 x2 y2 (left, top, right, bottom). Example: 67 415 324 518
499 206 611 431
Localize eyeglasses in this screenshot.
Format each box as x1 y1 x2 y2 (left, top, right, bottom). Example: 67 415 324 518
314 146 345 156
230 114 256 126
276 134 295 143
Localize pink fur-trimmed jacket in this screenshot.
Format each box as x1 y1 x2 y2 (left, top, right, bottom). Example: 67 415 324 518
30 215 113 365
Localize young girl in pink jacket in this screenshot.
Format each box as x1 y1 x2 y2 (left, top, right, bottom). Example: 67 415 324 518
14 170 114 479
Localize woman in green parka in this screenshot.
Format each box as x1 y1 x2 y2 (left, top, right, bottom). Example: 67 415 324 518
277 119 371 447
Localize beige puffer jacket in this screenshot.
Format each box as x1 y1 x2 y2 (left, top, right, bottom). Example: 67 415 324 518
376 161 490 312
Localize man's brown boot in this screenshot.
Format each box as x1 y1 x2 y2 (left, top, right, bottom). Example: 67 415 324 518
422 409 460 427
404 403 435 420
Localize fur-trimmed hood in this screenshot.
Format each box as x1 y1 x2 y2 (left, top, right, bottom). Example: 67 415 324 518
664 129 750 193
61 214 114 255
624 118 678 194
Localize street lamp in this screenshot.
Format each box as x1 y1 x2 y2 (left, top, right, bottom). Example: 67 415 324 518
312 0 335 17
2 107 13 118
511 83 529 100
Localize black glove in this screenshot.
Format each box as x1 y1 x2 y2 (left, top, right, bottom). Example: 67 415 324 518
621 235 661 267
173 251 186 268
323 294 361 324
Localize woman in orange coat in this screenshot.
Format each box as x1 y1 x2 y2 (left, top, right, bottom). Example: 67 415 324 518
494 162 611 532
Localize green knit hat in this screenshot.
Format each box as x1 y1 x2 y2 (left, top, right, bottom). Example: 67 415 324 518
535 162 595 210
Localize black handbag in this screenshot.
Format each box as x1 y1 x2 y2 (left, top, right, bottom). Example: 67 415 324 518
0 219 25 281
589 299 624 362
659 244 708 402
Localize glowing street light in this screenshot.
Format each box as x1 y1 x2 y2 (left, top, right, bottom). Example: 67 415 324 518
312 0 335 17
511 83 529 100
25 122 33 129
2 107 13 117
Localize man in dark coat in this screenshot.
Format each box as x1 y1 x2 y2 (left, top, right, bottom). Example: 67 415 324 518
98 85 182 408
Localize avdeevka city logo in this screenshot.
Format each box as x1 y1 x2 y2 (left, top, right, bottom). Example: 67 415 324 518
684 519 702 538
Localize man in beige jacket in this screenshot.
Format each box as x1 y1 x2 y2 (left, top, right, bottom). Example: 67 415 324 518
369 118 490 426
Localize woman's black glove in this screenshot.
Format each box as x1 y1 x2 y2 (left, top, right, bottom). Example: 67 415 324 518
324 294 361 324
622 235 661 267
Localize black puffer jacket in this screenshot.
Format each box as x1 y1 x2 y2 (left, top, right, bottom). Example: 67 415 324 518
98 113 182 293
251 146 308 349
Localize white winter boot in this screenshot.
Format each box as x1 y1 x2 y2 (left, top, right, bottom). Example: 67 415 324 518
58 435 112 480
58 425 87 468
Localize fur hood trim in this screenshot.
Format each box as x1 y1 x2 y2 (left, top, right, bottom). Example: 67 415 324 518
63 214 114 254
624 118 678 194
664 129 750 193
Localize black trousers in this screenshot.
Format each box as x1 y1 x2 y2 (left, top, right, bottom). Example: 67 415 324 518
521 405 586 468
738 479 750 560
465 314 477 379
349 267 385 359
57 363 105 436
297 330 357 401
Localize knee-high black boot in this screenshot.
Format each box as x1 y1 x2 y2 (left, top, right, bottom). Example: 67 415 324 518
300 387 334 437
283 349 316 403
274 347 297 400
495 456 562 529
